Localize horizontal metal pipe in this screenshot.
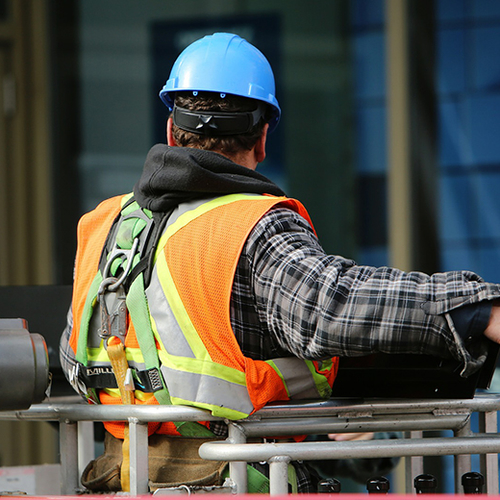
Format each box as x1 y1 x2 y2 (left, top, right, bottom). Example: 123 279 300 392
251 393 500 419
240 414 469 437
0 403 221 423
0 403 467 431
0 393 497 429
199 434 500 462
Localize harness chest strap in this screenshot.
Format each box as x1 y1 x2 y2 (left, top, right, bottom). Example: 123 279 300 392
79 364 162 393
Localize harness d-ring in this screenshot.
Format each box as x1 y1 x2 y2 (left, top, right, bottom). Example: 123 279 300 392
101 237 140 292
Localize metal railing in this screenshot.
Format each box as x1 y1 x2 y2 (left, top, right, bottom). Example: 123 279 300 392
0 394 499 496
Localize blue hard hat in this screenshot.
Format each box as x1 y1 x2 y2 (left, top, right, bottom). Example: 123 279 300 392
159 33 281 132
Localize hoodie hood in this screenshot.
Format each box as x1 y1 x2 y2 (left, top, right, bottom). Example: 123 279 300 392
133 144 285 212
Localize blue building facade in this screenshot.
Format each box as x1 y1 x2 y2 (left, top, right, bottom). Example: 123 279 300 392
352 0 500 285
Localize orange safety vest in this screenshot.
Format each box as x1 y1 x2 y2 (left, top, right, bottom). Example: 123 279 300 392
70 193 338 438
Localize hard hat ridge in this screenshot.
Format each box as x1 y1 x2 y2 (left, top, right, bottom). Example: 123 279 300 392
159 32 281 132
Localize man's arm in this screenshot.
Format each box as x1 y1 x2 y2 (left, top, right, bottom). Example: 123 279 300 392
244 208 500 374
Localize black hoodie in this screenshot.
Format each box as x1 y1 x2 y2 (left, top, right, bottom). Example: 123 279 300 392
133 144 285 212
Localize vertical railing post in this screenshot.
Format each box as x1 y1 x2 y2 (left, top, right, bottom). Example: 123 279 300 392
228 422 248 494
77 421 94 484
405 430 424 493
59 420 79 495
454 416 472 493
268 456 290 496
479 410 499 495
129 417 149 495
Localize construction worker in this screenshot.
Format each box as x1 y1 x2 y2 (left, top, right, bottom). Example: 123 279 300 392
60 32 500 493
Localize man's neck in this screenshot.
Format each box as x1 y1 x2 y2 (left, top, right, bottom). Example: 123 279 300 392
215 149 258 171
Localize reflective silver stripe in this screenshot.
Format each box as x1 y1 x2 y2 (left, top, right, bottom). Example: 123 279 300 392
160 365 254 415
271 358 322 399
146 269 195 358
168 195 262 225
169 197 216 221
145 198 217 359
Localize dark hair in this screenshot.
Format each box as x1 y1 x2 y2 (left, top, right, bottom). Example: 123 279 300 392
172 91 271 154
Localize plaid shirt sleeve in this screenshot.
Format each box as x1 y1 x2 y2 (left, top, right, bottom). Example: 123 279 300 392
239 207 500 376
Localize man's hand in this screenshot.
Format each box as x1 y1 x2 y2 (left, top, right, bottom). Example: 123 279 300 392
328 432 374 441
484 300 500 344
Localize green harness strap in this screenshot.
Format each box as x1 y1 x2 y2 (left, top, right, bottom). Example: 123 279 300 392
247 466 270 495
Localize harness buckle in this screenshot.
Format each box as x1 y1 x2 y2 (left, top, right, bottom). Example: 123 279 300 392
97 279 127 347
97 237 140 347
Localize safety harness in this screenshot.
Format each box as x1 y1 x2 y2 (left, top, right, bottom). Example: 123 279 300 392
76 196 215 434
75 196 215 491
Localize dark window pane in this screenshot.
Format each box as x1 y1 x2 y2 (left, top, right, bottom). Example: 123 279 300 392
357 174 387 247
0 0 9 22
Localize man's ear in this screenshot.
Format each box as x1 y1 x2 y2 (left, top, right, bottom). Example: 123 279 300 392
254 123 269 164
166 117 177 146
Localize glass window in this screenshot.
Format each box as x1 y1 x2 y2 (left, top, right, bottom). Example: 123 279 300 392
437 0 500 281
